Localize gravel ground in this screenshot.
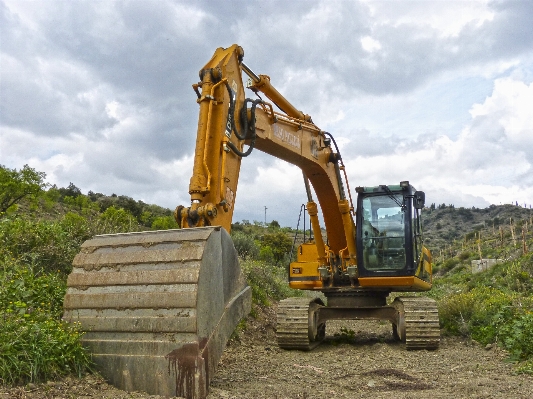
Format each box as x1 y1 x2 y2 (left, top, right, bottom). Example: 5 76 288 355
2 304 533 399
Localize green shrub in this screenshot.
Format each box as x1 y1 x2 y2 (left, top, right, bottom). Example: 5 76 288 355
151 215 179 230
97 206 140 234
0 315 91 385
63 195 99 212
261 231 292 265
240 259 300 307
503 256 533 293
61 212 93 247
0 260 92 384
458 251 473 261
231 231 260 260
0 216 90 275
439 286 514 344
259 245 275 264
515 359 533 375
441 257 460 273
0 262 65 318
499 312 533 361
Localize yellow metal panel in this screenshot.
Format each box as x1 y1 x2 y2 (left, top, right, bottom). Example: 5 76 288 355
296 242 321 262
289 281 323 289
358 276 432 291
289 259 323 289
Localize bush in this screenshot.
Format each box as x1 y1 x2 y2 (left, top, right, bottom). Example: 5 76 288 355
503 255 533 293
0 215 91 275
0 315 91 385
439 286 514 344
259 245 275 264
240 259 300 307
261 232 292 265
0 261 65 318
151 215 179 230
458 251 473 261
0 260 91 384
232 231 260 260
515 360 533 375
499 312 533 362
97 206 141 234
440 257 460 273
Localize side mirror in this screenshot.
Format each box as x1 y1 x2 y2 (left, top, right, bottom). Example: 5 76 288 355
414 191 425 209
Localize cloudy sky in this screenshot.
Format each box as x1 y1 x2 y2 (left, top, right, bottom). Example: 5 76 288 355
1 0 532 227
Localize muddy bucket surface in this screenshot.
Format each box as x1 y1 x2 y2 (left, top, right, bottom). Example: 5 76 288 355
63 226 251 398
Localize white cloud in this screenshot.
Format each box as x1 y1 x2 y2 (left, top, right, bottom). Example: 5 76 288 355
364 0 495 38
361 36 381 53
340 74 533 210
469 77 533 147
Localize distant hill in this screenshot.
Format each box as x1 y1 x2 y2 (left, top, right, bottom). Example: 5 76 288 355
422 204 533 252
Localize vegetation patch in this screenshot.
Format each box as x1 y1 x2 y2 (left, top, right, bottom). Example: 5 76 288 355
241 259 301 309
0 259 91 385
432 207 533 373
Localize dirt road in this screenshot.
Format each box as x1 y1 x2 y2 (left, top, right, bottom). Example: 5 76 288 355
2 305 533 399
207 305 533 399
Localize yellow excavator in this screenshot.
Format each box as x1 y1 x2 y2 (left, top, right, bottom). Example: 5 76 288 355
64 44 439 399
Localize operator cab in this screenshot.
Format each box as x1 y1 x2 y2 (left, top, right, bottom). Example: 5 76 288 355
355 181 426 280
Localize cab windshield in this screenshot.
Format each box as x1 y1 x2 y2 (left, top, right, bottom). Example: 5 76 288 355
360 194 406 270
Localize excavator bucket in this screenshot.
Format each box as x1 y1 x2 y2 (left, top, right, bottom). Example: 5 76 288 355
63 226 251 399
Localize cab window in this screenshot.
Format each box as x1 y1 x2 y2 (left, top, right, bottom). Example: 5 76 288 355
360 195 406 270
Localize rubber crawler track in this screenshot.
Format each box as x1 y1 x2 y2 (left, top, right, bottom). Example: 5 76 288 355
395 297 440 350
276 297 324 350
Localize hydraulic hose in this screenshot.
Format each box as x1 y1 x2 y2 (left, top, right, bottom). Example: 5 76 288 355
324 131 355 212
224 81 264 158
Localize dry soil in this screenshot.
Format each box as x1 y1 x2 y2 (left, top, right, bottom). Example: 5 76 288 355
2 304 533 399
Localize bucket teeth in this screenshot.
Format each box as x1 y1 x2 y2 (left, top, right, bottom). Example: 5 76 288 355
63 227 251 399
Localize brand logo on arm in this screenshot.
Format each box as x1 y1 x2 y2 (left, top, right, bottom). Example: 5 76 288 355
273 124 301 150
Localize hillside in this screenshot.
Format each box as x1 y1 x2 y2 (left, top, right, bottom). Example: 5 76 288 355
423 203 533 255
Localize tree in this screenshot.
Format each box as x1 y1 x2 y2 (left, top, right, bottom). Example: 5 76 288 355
0 164 48 216
269 220 280 229
58 182 82 199
261 231 292 265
